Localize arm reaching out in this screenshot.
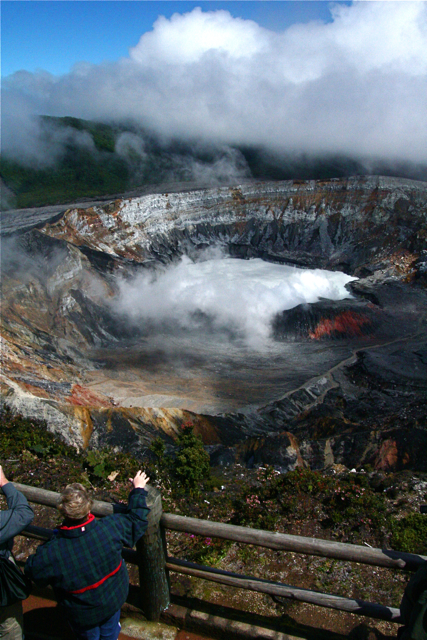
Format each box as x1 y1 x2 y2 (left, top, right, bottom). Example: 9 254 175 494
112 471 150 548
129 470 149 490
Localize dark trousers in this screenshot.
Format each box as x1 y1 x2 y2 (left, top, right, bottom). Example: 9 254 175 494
69 609 121 640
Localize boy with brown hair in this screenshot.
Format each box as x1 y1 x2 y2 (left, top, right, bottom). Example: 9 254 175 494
25 470 150 640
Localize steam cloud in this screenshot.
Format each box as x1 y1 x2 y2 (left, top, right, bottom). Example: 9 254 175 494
113 255 356 347
2 2 427 168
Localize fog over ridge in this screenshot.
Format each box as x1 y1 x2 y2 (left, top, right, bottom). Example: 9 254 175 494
2 2 427 170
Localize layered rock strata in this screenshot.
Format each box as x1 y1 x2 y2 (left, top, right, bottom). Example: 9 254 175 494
1 176 427 471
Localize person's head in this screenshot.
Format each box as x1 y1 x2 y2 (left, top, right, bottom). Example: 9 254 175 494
58 483 93 521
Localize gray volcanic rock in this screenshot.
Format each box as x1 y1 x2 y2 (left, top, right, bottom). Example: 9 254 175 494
1 176 427 471
272 298 385 341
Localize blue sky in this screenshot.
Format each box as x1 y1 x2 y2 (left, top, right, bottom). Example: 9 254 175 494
2 1 426 167
1 1 342 77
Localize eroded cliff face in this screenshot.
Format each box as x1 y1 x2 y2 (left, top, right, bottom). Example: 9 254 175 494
1 176 427 471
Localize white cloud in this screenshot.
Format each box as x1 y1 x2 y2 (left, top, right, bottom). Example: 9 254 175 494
1 82 97 167
129 7 267 64
2 2 427 166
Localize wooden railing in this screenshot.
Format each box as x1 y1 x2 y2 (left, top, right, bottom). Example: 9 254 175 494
13 482 427 625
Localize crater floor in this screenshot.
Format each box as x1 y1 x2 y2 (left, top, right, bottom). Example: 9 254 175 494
86 335 359 413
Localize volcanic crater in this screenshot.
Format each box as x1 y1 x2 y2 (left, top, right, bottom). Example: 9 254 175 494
1 176 427 472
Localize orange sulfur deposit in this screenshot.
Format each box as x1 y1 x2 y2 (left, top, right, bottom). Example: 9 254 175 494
309 311 371 339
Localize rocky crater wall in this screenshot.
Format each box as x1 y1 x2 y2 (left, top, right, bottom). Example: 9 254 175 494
1 176 427 472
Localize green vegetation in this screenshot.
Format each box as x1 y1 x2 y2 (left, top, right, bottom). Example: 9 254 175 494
231 466 390 537
2 407 426 616
1 407 426 563
43 116 117 153
1 115 195 208
390 513 427 554
1 116 137 208
173 422 211 490
1 149 128 209
0 409 78 461
232 465 427 555
4 114 425 210
150 422 212 492
0 407 139 495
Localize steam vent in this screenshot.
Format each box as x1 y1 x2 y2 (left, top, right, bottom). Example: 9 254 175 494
1 176 427 472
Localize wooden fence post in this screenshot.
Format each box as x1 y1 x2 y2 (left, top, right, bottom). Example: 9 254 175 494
136 485 170 621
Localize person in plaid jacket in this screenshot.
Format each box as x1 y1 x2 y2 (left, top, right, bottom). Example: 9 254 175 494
25 471 150 640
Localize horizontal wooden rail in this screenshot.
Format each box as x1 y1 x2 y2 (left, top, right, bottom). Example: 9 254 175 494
20 522 401 625
12 480 421 628
161 513 426 571
166 557 401 623
14 482 426 571
21 524 401 624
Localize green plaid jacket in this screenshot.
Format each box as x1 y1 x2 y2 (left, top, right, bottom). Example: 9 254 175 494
25 488 149 628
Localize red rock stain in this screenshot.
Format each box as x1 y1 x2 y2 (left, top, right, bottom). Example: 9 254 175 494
68 384 111 407
309 311 371 339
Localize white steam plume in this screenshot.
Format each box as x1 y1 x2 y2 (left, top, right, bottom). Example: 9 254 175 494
114 130 250 185
113 255 356 348
114 132 147 162
2 2 427 168
186 147 251 185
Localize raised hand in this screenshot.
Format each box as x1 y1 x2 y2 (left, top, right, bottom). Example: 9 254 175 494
129 470 149 489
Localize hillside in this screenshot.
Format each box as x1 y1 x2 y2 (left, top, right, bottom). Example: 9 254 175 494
2 116 427 209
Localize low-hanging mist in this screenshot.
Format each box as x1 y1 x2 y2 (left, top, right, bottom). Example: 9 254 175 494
113 255 356 348
2 2 426 176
